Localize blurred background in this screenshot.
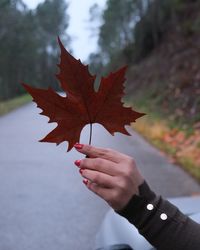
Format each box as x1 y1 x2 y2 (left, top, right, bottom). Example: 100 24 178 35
0 1 200 249
0 0 199 180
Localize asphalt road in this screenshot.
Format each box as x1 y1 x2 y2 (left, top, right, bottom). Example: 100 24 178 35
0 103 199 250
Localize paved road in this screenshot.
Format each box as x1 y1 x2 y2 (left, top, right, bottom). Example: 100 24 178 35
0 103 199 250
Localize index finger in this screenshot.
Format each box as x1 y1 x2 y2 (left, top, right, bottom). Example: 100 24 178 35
74 144 127 163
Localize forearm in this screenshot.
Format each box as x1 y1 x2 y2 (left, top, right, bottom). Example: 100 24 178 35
74 144 200 249
117 181 200 250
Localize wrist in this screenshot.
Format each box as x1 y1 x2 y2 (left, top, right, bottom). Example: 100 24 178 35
115 181 157 219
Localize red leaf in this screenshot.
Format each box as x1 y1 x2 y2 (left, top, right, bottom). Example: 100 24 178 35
23 38 145 151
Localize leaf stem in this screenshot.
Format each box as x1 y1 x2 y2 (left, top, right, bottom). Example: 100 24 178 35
89 123 93 145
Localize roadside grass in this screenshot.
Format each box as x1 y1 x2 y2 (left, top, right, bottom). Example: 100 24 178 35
0 94 31 116
128 101 200 182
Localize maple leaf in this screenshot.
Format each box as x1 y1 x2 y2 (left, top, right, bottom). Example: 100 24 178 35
23 38 145 151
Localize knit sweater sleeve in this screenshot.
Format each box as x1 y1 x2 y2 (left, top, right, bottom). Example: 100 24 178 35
116 181 200 250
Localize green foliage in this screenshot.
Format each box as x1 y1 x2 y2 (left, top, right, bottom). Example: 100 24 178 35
98 0 140 63
0 0 70 101
179 157 200 181
88 53 104 76
90 0 200 69
89 0 200 181
0 94 31 116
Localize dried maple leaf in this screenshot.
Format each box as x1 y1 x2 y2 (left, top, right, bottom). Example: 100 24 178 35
23 38 145 151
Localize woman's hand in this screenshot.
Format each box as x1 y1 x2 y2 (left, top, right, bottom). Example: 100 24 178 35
74 143 144 211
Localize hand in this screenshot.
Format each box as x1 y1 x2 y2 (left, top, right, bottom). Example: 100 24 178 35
74 144 144 211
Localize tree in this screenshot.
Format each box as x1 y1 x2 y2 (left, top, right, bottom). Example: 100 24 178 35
90 0 193 67
35 0 70 90
0 0 71 100
98 0 140 62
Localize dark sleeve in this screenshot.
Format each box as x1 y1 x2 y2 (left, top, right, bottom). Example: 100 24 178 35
116 181 200 250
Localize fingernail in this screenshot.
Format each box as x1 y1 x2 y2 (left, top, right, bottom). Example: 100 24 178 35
74 143 84 150
79 168 86 175
74 160 81 167
83 179 88 185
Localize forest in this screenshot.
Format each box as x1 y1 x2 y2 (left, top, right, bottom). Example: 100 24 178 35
0 0 70 100
89 0 200 179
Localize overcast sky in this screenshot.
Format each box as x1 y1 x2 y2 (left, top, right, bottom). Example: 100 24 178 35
23 0 106 61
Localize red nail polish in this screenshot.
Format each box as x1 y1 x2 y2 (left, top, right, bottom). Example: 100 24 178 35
74 160 81 167
83 179 88 185
79 168 86 174
74 143 84 150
